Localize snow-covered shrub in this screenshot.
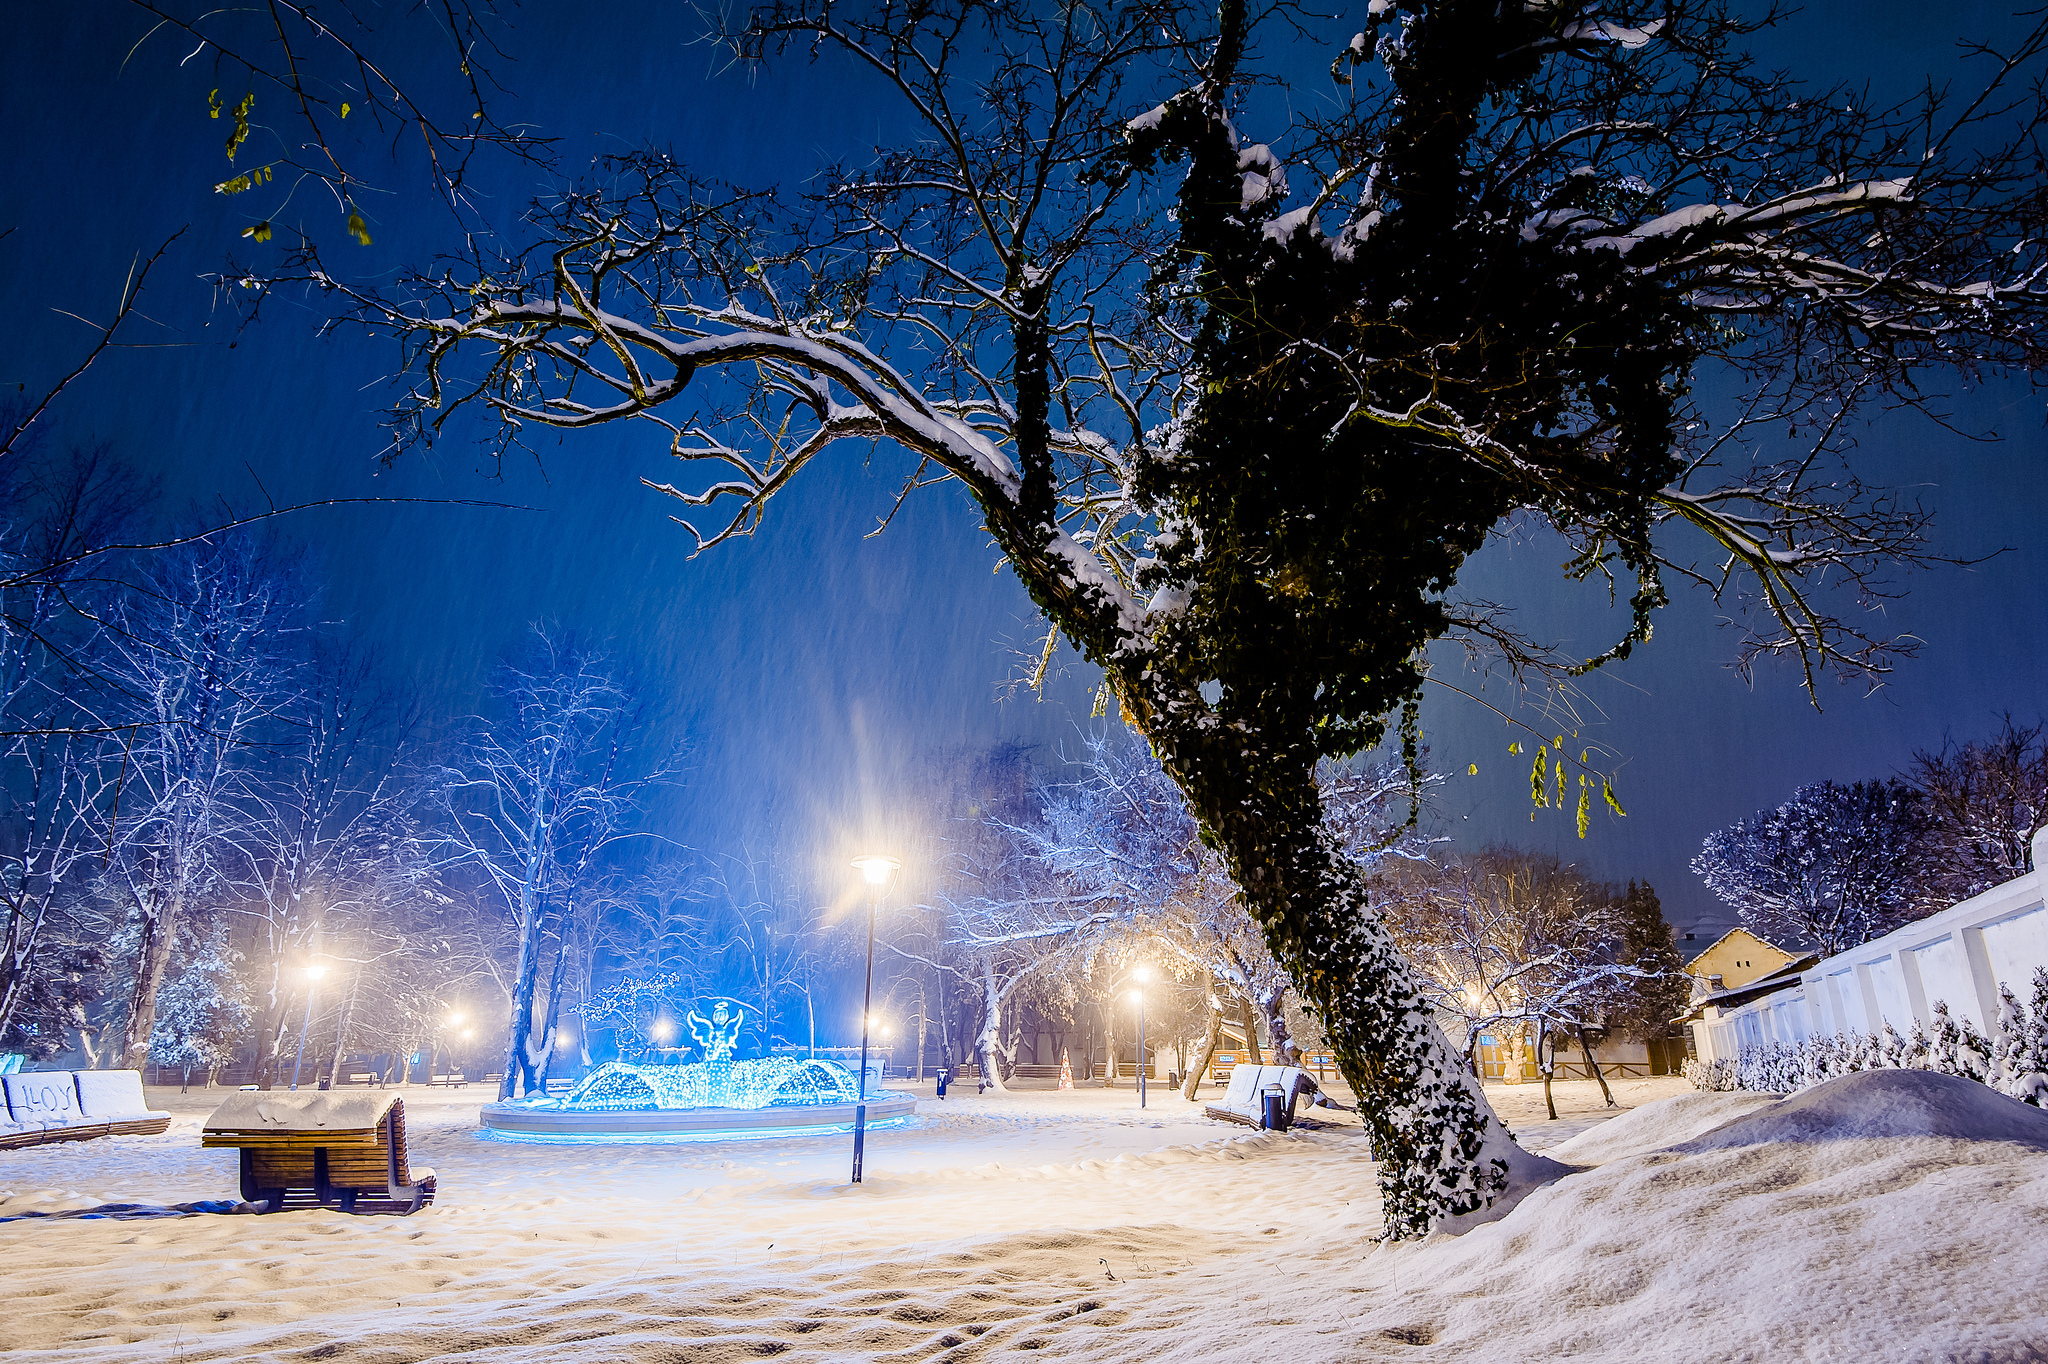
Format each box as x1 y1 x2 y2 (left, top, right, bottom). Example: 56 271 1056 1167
1714 973 2048 1108
1684 1057 1739 1091
1991 968 2048 1106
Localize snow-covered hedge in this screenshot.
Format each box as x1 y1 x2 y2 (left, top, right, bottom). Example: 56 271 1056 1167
1685 966 2048 1108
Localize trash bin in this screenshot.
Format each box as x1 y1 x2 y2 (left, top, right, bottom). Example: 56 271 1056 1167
1261 1083 1288 1131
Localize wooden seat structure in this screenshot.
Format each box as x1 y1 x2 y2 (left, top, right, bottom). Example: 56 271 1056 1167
202 1091 437 1214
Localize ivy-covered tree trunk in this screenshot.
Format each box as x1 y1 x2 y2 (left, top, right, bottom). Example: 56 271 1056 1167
1150 729 1548 1237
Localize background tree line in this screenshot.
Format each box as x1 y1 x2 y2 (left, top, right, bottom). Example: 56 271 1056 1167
0 438 701 1097
1695 718 2048 959
894 732 1690 1105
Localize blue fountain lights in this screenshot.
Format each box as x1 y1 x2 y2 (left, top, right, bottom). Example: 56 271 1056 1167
516 998 869 1114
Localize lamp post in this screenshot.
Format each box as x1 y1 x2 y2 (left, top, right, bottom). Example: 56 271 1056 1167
1132 967 1150 1109
849 853 899 1184
289 964 327 1092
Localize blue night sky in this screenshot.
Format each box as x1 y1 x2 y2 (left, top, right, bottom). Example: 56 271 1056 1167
4 0 2044 943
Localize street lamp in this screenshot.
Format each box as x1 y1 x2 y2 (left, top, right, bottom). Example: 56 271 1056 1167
289 964 327 1092
1132 967 1150 1109
849 853 899 1184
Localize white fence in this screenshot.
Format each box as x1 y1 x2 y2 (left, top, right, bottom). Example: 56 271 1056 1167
1693 829 2048 1062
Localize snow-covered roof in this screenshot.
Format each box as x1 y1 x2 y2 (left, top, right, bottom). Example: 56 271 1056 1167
1682 927 1794 976
1679 954 1820 1020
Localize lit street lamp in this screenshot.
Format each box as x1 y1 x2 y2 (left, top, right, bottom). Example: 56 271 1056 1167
289 964 327 1092
849 853 899 1184
1132 967 1150 1109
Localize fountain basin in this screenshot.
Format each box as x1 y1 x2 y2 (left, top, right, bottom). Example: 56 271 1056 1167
479 1089 920 1143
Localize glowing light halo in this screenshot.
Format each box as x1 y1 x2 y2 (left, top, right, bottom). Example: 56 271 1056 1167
851 854 899 886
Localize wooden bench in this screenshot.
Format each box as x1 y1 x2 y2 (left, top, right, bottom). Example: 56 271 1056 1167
1203 1064 1352 1129
202 1092 437 1214
1 1071 172 1149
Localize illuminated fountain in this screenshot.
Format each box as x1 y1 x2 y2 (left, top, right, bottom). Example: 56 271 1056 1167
479 998 917 1143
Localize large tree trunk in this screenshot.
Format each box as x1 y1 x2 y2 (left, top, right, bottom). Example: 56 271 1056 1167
1237 995 1263 1066
502 870 545 1099
974 959 1010 1093
1183 988 1226 1100
1258 986 1295 1064
1502 1021 1528 1085
1577 1025 1617 1107
1103 1001 1117 1087
113 886 183 1071
1155 736 1556 1239
535 940 572 1090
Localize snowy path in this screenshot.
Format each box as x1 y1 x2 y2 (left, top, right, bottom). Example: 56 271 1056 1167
2 1075 2043 1363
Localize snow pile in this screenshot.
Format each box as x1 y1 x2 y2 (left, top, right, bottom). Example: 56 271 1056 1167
1328 1071 2048 1362
1546 1089 1781 1165
1678 1067 2048 1151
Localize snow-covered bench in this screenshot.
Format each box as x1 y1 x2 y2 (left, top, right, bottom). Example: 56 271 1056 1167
202 1091 437 1214
0 1070 173 1149
1203 1064 1351 1129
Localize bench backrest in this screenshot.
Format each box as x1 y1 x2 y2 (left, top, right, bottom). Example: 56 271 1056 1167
75 1070 150 1118
1220 1063 1263 1110
4 1072 79 1123
1229 1065 1310 1110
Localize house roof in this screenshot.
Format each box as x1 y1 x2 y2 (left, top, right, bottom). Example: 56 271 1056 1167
1682 926 1795 976
1677 954 1821 1022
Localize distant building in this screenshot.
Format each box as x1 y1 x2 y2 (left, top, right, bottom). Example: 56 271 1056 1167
1683 928 1797 995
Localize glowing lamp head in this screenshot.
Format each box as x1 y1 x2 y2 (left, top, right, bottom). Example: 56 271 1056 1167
1133 966 1151 984
851 854 899 886
651 1018 674 1043
303 964 327 981
447 1012 464 1027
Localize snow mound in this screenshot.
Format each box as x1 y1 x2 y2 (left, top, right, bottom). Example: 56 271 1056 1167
1678 1069 2048 1152
1338 1069 2048 1360
1546 1090 1781 1165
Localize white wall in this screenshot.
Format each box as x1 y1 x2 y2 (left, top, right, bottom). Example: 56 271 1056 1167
1693 829 2048 1062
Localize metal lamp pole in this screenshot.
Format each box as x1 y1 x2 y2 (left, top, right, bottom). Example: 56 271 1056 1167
1133 967 1149 1109
849 854 898 1184
289 964 326 1091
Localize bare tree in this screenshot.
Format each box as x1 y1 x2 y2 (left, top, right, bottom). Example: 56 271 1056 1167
1694 778 1932 957
227 642 437 1087
432 625 671 1098
269 0 2048 1234
694 840 850 1054
90 534 307 1069
1385 849 1646 1109
1911 717 2048 904
0 447 150 1045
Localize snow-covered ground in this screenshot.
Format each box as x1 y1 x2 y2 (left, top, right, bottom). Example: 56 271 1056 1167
2 1072 2044 1362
